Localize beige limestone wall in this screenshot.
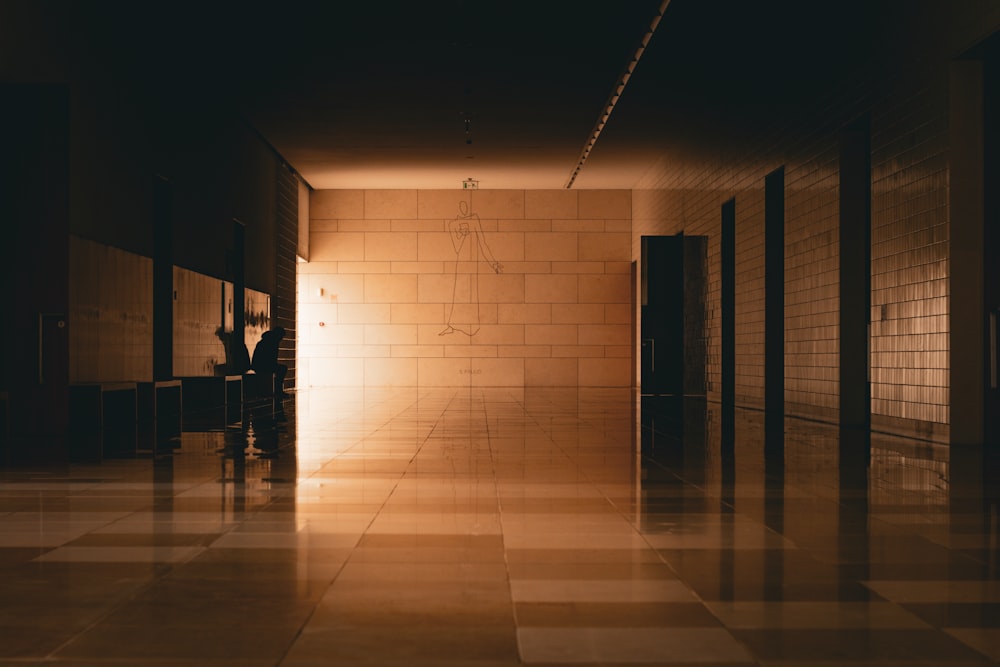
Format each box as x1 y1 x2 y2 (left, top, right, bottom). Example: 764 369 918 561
298 189 632 388
69 236 153 383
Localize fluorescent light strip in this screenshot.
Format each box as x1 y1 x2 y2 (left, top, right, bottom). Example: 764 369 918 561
565 0 671 189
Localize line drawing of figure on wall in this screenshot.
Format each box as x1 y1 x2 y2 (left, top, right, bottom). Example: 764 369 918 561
440 200 503 336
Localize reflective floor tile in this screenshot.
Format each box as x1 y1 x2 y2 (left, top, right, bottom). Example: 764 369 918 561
732 627 995 662
901 602 1000 627
865 580 1000 604
704 601 930 629
1 387 998 666
516 627 755 663
32 545 206 563
946 628 1000 662
509 579 699 603
283 624 520 664
515 601 723 627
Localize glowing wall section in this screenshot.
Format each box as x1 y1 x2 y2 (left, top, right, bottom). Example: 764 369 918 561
298 189 632 388
870 86 950 431
69 236 153 382
173 268 272 377
173 267 223 377
632 56 951 439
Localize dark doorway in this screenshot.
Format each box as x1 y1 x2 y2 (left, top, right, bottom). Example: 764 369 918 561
232 219 246 347
153 176 173 382
0 84 71 465
951 56 987 447
764 167 785 458
839 116 873 469
640 235 707 396
721 200 735 452
641 236 683 396
839 117 871 432
985 40 1000 448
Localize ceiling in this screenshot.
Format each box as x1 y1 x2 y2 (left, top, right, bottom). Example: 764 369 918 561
10 0 889 191
232 1 671 190
230 0 884 192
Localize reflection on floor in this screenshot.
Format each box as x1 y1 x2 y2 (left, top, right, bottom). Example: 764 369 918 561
1 387 998 666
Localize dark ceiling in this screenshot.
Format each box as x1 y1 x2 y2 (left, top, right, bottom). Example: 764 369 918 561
173 0 669 190
235 1 671 190
8 0 898 191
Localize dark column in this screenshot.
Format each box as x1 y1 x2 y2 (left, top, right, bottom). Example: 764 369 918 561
721 199 736 456
764 168 785 460
950 59 986 446
641 236 684 396
153 176 173 381
631 261 638 388
837 424 870 597
0 85 70 465
763 169 787 595
839 117 872 468
984 48 1000 449
683 235 708 396
232 220 246 351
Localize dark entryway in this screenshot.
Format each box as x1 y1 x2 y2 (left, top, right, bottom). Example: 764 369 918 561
640 234 707 397
985 39 1000 449
0 84 71 466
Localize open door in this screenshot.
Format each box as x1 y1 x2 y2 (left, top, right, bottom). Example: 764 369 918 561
641 236 684 395
640 235 707 396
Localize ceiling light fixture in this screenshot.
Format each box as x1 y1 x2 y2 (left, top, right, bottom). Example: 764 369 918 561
462 112 474 145
565 0 671 189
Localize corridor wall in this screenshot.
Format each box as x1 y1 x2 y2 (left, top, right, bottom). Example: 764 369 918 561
299 189 632 388
631 2 1000 441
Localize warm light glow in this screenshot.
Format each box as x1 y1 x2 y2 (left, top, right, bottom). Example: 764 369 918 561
296 188 633 389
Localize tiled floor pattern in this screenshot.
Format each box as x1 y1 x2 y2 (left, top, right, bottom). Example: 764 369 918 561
0 387 998 665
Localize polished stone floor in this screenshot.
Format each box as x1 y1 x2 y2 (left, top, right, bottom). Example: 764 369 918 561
1 387 998 666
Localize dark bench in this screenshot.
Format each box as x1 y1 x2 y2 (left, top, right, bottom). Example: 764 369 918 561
241 371 283 413
137 380 183 455
179 375 245 431
241 371 273 400
69 382 138 462
179 373 285 433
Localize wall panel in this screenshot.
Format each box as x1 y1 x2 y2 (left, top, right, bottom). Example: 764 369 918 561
300 189 632 387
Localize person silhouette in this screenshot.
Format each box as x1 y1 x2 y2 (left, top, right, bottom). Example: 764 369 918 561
214 327 251 376
250 327 288 398
440 201 503 336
